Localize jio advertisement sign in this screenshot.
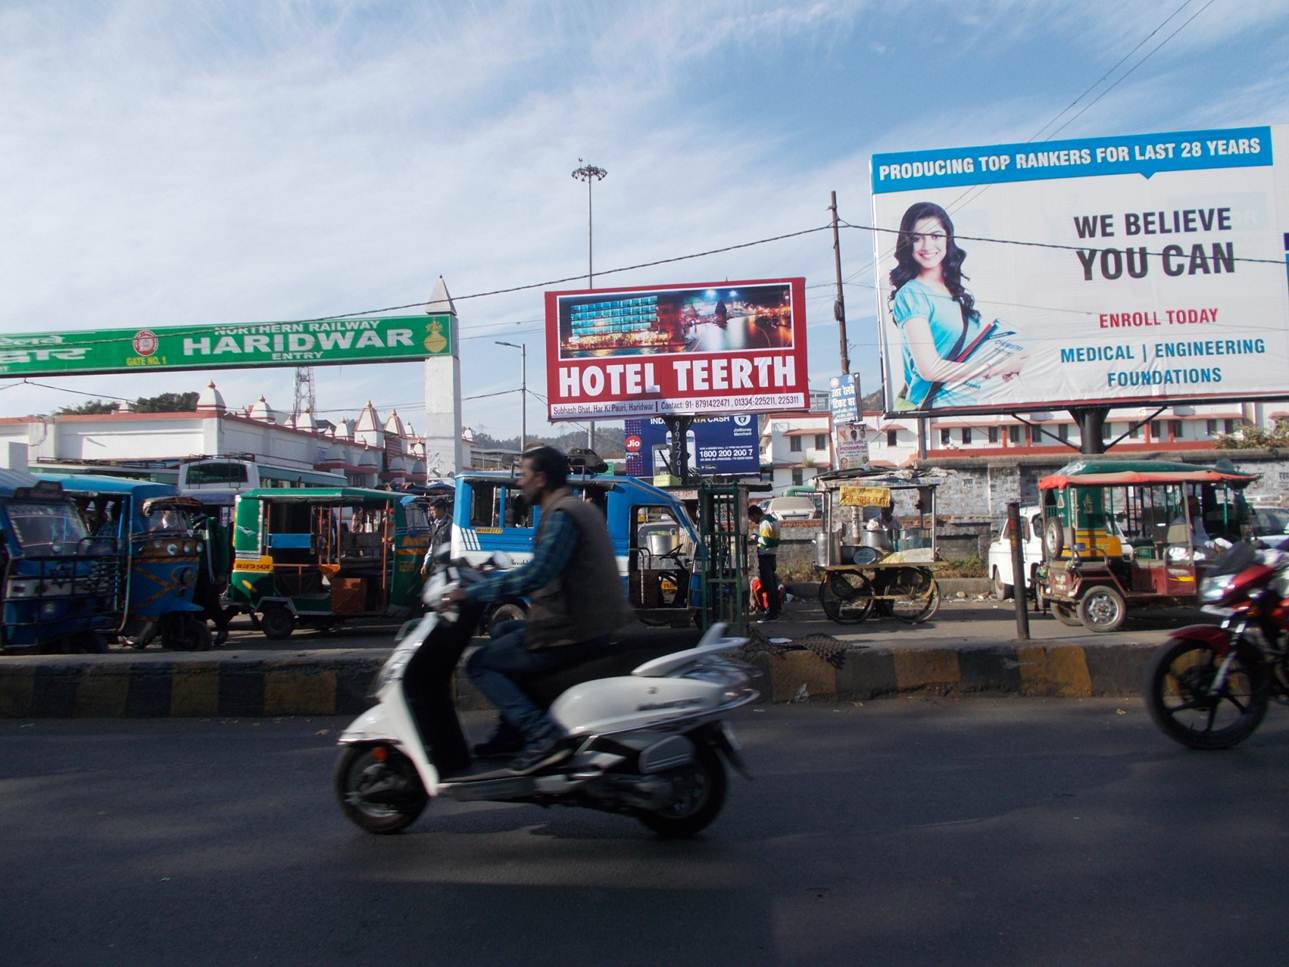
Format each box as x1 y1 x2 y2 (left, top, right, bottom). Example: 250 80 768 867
623 415 760 477
870 124 1289 415
544 278 809 421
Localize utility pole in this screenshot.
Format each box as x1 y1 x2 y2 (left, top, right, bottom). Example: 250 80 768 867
829 191 850 375
495 341 527 454
572 159 607 452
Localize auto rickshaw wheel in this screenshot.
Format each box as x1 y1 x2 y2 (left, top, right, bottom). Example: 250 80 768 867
260 605 296 640
486 601 528 636
1051 602 1082 627
1077 585 1126 633
161 613 212 651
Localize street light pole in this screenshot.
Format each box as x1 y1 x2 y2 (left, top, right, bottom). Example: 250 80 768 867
572 159 606 451
495 341 527 454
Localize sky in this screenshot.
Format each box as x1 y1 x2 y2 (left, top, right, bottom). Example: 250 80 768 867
3 0 1288 441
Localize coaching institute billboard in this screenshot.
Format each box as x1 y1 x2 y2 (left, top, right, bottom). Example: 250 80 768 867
870 124 1289 416
623 415 761 477
545 278 809 421
0 315 454 377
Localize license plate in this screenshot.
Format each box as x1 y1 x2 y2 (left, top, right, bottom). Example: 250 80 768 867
720 721 742 751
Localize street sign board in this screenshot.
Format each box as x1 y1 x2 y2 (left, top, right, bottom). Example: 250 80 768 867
829 373 860 424
0 315 454 378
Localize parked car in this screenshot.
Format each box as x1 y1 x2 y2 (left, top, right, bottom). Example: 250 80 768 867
986 505 1044 600
1251 504 1289 549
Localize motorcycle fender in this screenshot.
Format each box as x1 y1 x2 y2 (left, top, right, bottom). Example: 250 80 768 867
708 722 752 780
1168 624 1233 654
338 704 399 746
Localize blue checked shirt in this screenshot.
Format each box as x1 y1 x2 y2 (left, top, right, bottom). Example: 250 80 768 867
464 509 578 604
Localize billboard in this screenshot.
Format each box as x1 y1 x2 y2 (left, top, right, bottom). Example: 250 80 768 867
544 278 809 420
624 415 761 477
0 315 453 378
870 124 1289 415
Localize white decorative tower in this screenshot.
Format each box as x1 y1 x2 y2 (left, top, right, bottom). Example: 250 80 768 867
423 276 463 477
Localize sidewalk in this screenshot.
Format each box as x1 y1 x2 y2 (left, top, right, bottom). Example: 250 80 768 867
0 596 1182 718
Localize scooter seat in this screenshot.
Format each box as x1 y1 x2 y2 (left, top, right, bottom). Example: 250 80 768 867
522 628 703 708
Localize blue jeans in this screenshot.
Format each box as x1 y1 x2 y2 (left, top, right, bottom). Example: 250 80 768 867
465 623 606 744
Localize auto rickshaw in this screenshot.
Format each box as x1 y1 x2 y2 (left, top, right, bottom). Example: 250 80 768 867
1038 459 1258 632
40 475 213 649
814 468 943 624
0 471 120 653
226 488 433 639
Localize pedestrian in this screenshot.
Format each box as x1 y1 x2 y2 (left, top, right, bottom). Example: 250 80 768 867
420 497 452 578
747 504 781 621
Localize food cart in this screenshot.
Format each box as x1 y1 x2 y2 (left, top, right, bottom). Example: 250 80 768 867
814 469 942 624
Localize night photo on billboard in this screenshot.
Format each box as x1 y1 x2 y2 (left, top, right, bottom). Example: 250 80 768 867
556 282 795 360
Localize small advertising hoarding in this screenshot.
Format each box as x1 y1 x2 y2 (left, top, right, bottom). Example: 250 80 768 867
544 278 809 421
870 124 1289 416
0 316 454 377
829 372 869 470
624 415 760 477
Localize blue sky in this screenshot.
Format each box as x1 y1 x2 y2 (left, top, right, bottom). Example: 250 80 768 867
2 0 1288 440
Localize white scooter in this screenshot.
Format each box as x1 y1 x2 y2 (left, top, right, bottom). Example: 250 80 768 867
335 560 757 837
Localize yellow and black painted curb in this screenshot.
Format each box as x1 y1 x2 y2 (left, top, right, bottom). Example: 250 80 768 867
0 642 1154 718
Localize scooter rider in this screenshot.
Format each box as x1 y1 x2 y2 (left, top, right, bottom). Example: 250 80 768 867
437 446 631 774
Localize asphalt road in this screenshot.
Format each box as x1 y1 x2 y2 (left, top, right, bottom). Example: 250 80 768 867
3 701 1287 966
114 597 1191 654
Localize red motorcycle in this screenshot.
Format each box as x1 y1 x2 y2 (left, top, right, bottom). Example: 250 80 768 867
1145 542 1289 749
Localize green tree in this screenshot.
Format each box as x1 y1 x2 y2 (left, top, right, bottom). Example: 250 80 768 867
56 399 116 415
1217 418 1289 450
133 392 199 413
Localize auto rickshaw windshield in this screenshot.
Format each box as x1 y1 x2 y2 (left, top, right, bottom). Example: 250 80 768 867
6 501 90 555
143 506 195 533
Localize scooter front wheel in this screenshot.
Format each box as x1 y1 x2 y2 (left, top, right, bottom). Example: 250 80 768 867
637 742 727 838
334 745 428 834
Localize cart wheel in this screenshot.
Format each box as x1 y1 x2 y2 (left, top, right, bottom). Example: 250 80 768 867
890 569 940 624
818 572 874 624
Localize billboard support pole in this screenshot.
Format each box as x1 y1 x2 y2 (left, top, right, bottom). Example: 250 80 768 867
664 415 695 485
829 190 850 375
1072 407 1109 455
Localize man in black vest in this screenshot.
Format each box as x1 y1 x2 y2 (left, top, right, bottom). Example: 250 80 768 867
439 446 630 774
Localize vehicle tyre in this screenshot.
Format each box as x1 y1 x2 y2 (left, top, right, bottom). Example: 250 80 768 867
259 605 295 641
1145 637 1269 750
818 572 873 624
1051 602 1082 627
991 567 1012 600
487 601 527 637
1076 585 1126 633
1043 517 1064 560
161 614 212 651
334 745 427 834
1033 573 1048 611
637 743 727 838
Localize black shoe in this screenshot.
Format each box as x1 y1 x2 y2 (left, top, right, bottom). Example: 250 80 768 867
471 721 524 758
506 734 571 775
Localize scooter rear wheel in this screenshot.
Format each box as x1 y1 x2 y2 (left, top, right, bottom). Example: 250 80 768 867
1145 637 1269 750
335 745 428 834
637 743 727 838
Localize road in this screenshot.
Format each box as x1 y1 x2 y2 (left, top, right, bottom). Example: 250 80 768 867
3 701 1287 966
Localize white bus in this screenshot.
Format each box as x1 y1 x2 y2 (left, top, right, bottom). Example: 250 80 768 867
178 457 350 494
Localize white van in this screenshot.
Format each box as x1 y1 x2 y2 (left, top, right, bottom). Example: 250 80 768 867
987 505 1044 599
765 495 818 521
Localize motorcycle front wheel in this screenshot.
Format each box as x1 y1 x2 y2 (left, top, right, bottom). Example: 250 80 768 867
637 743 727 838
334 745 428 834
1145 637 1269 750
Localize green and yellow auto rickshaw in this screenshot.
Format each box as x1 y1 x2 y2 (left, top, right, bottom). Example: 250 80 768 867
1038 459 1257 632
227 488 433 639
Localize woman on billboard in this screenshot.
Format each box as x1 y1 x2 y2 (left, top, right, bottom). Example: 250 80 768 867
888 201 1024 409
